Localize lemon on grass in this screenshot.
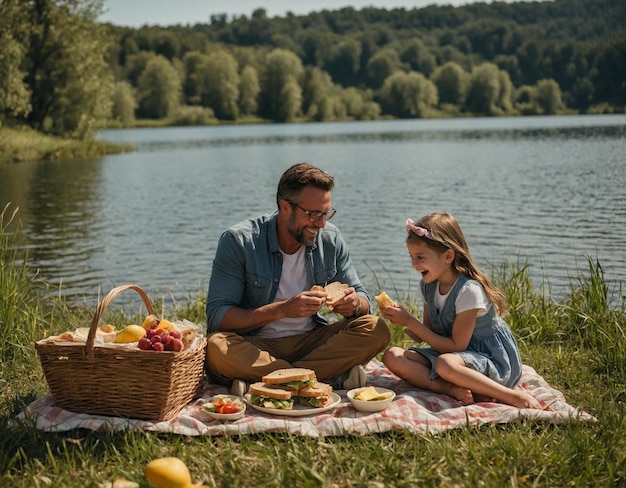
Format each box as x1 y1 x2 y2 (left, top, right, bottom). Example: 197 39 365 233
113 324 146 343
145 457 206 488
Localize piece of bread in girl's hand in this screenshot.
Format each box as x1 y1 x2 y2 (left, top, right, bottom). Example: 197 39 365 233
375 291 395 309
311 282 349 310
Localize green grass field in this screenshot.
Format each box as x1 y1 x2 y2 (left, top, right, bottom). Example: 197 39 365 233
1 204 625 487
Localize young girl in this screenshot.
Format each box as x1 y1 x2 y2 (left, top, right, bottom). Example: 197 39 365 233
381 212 542 409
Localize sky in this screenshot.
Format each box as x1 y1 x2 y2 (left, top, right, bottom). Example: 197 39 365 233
99 0 520 27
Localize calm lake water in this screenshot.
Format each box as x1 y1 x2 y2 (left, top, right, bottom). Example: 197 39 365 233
2 115 625 308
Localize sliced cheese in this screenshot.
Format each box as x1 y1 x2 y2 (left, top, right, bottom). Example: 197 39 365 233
354 386 393 401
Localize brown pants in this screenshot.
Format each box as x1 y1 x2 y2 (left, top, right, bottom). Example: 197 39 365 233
205 314 390 385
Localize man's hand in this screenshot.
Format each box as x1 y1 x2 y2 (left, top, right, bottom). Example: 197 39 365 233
282 289 327 318
328 286 360 317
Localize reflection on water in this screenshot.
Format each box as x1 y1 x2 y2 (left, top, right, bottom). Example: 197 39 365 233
1 115 625 307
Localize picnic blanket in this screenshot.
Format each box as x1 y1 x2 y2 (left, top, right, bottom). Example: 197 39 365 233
18 360 594 437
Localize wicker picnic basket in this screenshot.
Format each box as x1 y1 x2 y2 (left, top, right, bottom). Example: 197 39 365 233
35 284 207 421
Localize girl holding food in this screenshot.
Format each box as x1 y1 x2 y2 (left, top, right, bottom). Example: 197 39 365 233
379 212 543 409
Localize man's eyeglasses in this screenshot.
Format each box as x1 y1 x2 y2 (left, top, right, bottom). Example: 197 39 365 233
286 200 336 222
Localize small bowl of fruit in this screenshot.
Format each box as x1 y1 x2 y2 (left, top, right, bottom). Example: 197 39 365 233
201 394 246 421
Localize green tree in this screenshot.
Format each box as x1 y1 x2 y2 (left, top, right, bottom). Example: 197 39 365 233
431 61 470 106
182 51 208 106
365 47 403 88
204 50 240 120
260 49 304 121
278 76 302 122
535 78 565 114
0 1 31 120
6 0 113 138
401 39 436 77
340 87 380 120
302 67 333 120
324 37 362 86
465 62 514 115
380 71 438 118
238 65 260 116
137 55 181 119
111 81 137 125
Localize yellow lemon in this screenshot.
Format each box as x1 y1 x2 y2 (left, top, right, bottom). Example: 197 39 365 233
113 324 146 343
157 319 176 332
144 457 192 488
141 314 159 330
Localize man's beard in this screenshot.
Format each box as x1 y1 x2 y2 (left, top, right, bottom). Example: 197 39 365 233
287 212 316 247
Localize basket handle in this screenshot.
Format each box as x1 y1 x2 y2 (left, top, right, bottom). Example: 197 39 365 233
86 284 155 358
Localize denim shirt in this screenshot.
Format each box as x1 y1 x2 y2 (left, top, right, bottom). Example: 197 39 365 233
205 212 371 334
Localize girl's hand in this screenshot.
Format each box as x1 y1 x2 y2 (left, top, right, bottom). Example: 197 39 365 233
379 303 412 327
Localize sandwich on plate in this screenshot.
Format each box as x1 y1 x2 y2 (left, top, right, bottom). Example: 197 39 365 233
296 381 333 408
249 368 335 410
248 383 295 410
262 367 317 393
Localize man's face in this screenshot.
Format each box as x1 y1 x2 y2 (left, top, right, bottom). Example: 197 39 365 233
286 186 333 247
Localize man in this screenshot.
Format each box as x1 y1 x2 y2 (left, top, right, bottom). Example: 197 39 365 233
205 162 390 395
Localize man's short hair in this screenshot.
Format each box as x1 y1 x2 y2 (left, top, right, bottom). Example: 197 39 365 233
276 163 335 207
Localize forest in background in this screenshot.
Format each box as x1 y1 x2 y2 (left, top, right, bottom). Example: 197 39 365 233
1 0 624 140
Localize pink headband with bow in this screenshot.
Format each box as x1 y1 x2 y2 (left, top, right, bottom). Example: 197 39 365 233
406 219 435 240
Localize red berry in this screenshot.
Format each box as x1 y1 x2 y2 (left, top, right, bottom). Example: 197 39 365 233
170 338 183 352
152 342 165 352
138 338 152 350
146 328 156 339
151 335 162 344
169 330 181 339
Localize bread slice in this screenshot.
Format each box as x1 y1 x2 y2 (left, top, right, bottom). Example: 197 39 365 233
323 282 349 310
248 382 295 409
262 368 317 385
248 382 293 400
375 291 395 309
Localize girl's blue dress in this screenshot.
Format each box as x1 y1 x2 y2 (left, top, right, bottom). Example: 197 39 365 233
409 274 523 388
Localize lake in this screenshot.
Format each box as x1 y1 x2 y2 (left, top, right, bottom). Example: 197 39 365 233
2 114 625 309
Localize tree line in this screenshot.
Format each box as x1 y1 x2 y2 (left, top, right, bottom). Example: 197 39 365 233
1 0 624 140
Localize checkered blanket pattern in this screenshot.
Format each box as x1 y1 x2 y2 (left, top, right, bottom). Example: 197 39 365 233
18 360 594 437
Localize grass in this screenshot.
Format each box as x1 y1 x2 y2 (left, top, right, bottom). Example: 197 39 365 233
1 203 625 487
0 126 132 163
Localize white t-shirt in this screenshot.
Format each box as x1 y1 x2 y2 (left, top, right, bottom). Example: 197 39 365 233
255 247 315 338
418 279 490 317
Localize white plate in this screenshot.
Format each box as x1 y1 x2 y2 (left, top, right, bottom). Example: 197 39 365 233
244 392 341 417
201 394 246 421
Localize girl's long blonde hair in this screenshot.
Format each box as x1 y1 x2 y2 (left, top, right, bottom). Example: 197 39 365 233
407 212 509 316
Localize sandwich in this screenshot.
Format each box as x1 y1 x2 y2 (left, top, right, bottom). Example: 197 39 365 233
312 282 349 310
248 383 294 410
375 291 395 309
296 382 333 408
262 368 317 393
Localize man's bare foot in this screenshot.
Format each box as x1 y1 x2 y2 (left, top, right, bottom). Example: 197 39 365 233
446 384 475 405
